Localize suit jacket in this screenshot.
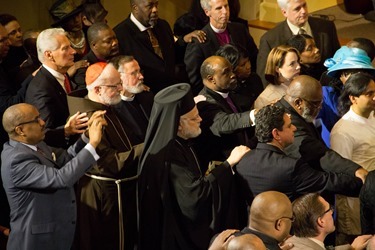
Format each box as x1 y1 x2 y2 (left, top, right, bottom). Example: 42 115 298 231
237 227 281 250
276 98 360 177
195 86 253 169
285 236 352 250
185 22 258 95
236 143 362 203
257 17 340 86
114 16 177 93
25 66 73 148
1 138 96 250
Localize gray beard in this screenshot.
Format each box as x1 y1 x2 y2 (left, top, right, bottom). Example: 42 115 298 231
99 93 122 106
301 106 316 123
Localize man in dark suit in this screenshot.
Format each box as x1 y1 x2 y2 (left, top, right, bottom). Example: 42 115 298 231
195 55 256 170
185 0 258 95
73 22 119 89
111 55 153 142
275 75 367 183
25 28 88 148
114 0 203 93
1 103 105 250
236 105 362 204
257 0 340 86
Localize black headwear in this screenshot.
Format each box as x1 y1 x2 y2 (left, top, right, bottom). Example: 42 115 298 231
49 0 83 27
137 83 195 249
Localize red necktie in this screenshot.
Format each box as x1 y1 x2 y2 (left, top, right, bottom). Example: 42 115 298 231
64 74 72 93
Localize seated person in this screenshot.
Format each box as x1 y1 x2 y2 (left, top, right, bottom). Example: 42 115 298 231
285 193 371 250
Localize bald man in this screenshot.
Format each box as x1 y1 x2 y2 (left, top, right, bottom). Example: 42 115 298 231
236 191 293 250
227 234 266 250
275 75 367 183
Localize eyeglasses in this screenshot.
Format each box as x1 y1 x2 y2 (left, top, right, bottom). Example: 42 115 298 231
120 70 144 77
320 204 334 217
302 98 323 109
274 215 295 228
14 116 41 130
99 81 122 89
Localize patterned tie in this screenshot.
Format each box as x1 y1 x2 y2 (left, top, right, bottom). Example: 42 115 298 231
147 28 163 59
64 74 72 93
298 28 307 35
225 96 238 113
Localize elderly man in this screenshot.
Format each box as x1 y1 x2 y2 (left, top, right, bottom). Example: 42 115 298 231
111 55 153 142
236 105 362 203
257 0 340 86
195 55 256 170
73 22 119 89
138 83 249 250
73 62 143 250
275 75 367 182
237 191 293 250
184 0 258 95
25 28 87 148
114 0 203 93
330 73 375 244
285 193 371 250
1 103 105 250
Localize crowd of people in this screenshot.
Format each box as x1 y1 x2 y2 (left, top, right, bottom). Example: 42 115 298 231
1 0 375 249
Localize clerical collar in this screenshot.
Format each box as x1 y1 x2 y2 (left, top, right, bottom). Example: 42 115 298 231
214 90 229 98
286 19 311 36
121 94 135 102
210 23 226 33
130 13 150 32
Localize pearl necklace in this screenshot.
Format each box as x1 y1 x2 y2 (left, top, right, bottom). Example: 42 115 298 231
67 31 86 49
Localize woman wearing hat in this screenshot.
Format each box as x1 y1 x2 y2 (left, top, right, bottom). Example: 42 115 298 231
317 46 375 147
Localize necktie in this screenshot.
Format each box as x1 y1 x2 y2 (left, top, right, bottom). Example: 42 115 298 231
298 28 307 35
147 29 163 59
64 74 72 93
225 96 238 113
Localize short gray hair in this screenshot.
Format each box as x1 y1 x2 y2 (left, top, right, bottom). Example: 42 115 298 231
200 0 211 11
277 0 290 10
36 28 66 63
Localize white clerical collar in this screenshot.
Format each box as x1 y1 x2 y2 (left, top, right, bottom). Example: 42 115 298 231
214 90 229 98
286 19 311 36
130 13 150 32
308 238 325 249
121 94 135 102
210 23 227 33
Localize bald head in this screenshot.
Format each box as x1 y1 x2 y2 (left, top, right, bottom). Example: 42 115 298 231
249 191 292 242
286 75 321 100
227 234 266 250
3 103 36 137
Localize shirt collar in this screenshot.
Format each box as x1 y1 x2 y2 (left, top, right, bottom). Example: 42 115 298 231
121 94 135 101
308 238 325 249
210 22 227 33
286 19 312 36
347 106 375 124
42 64 65 83
214 90 229 98
20 142 37 151
130 13 150 32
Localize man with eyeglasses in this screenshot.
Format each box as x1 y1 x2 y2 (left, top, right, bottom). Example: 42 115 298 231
235 191 293 250
111 55 154 142
1 103 106 250
236 104 362 203
275 75 367 184
72 61 144 250
285 193 371 249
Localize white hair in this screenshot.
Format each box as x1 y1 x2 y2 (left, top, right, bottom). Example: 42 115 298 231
36 28 66 63
200 0 211 11
277 0 290 10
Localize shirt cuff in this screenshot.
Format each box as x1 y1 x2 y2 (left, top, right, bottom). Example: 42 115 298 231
81 133 89 143
249 109 256 126
85 143 100 161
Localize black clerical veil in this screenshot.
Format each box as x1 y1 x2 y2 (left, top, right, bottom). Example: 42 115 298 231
137 83 195 250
